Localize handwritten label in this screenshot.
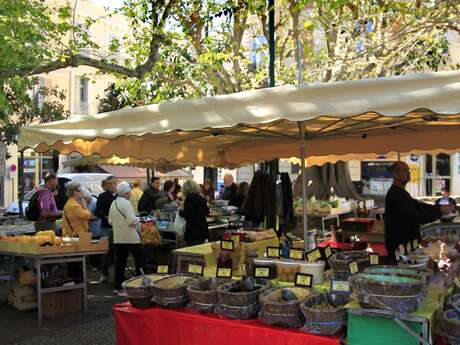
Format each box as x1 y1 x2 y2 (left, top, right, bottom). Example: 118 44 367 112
221 240 234 251
306 248 321 262
295 273 313 287
289 249 304 260
370 254 379 265
188 264 204 275
157 265 169 274
217 268 232 278
331 280 351 294
231 235 240 244
266 247 280 258
324 246 333 259
349 261 359 274
254 267 270 278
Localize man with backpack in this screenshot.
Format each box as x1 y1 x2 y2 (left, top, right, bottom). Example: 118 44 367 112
27 172 61 232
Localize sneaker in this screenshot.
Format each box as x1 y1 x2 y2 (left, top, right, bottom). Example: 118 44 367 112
113 289 127 297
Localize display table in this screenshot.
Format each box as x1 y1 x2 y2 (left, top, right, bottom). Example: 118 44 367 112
114 303 341 345
0 250 107 325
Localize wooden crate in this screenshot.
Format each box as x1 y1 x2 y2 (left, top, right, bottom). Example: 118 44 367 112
20 242 76 255
76 238 108 252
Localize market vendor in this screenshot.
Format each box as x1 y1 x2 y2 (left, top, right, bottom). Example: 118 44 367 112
435 188 457 211
138 176 162 214
222 174 237 201
385 161 452 263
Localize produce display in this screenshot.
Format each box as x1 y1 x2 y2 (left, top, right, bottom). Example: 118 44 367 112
123 274 165 309
0 230 62 246
187 277 230 313
276 261 300 283
150 274 197 308
328 251 370 279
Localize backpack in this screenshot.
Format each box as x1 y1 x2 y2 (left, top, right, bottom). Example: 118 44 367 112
25 192 40 221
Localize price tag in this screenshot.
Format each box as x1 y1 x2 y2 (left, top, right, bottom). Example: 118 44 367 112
349 261 359 274
306 248 321 262
295 273 313 288
157 265 169 274
254 267 270 278
266 247 280 259
370 254 379 265
231 235 240 244
455 277 460 288
188 264 204 275
221 240 234 251
289 249 304 260
217 268 232 278
324 245 333 259
330 280 351 294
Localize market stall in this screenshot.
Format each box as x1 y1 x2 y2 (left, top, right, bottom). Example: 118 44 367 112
18 71 460 344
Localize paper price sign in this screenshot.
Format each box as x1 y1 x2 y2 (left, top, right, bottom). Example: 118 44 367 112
289 249 304 260
331 280 351 294
349 261 359 274
188 264 204 275
266 247 280 259
306 248 321 262
157 265 169 274
370 254 379 265
221 240 234 251
324 246 333 259
295 273 313 288
254 267 270 278
217 268 232 278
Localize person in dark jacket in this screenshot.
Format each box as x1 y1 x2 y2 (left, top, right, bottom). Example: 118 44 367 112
435 188 457 211
202 179 215 202
222 174 237 201
230 182 249 210
138 177 162 214
179 180 209 245
94 176 117 283
385 161 451 263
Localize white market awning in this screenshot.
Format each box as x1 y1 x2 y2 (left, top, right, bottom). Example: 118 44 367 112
20 71 460 167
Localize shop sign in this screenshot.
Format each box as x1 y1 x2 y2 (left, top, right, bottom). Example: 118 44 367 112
409 154 419 162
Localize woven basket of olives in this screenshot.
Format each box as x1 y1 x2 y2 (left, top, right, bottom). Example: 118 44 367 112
122 274 165 308
259 287 311 328
150 274 198 308
328 251 370 279
187 277 230 313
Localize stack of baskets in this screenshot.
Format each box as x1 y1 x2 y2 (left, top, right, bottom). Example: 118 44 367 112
299 293 348 336
186 278 230 313
349 271 425 313
328 251 370 279
216 279 271 319
258 287 311 328
150 274 198 308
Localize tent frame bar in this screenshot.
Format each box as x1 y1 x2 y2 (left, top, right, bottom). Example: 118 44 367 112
298 121 308 251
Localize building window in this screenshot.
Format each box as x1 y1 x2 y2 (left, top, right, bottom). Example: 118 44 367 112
75 76 89 115
424 153 451 196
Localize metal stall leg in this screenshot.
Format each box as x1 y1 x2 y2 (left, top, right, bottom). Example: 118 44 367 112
36 258 42 326
9 255 15 291
298 121 308 252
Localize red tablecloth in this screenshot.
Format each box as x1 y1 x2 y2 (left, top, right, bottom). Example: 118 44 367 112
318 240 388 256
114 303 341 345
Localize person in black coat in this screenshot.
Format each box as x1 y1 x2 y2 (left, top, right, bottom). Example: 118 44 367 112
138 177 162 214
179 180 209 245
385 162 451 263
229 182 249 210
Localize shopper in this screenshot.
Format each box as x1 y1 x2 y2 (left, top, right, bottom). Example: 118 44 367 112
385 161 451 263
138 176 162 214
202 179 215 202
435 188 457 211
179 180 209 245
34 172 62 232
229 181 249 210
163 180 175 203
129 180 144 215
81 187 101 238
62 182 91 237
109 182 146 296
222 174 237 201
95 176 118 283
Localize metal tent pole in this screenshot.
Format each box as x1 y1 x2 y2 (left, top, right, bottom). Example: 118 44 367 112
299 122 308 251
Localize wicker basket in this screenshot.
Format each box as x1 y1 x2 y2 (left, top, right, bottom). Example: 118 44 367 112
258 287 311 328
355 292 424 313
439 309 460 338
122 274 165 308
349 273 425 296
329 251 369 279
300 293 347 336
150 274 198 308
187 278 230 313
216 279 271 319
364 266 431 284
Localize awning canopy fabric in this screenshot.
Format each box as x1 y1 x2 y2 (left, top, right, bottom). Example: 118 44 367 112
19 71 460 167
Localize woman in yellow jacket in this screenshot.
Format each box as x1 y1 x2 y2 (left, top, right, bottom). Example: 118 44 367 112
62 182 91 237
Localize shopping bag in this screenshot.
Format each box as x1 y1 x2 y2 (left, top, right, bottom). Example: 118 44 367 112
174 211 186 238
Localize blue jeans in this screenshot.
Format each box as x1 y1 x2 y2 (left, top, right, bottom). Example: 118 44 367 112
101 228 114 276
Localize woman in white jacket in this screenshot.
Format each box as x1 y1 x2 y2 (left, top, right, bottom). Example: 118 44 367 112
109 181 146 295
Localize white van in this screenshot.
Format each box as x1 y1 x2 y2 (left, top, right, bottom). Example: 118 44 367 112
5 173 112 214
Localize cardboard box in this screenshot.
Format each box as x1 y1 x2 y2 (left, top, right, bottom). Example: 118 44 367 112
42 290 82 317
76 237 108 252
8 284 37 311
20 242 76 255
